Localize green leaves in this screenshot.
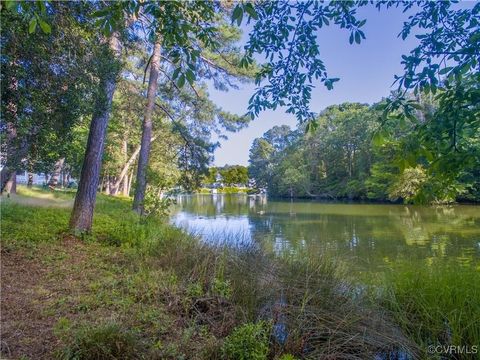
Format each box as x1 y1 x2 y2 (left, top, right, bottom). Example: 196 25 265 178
232 3 258 26
28 17 37 34
172 68 195 88
28 15 51 35
6 0 51 35
172 68 181 81
185 69 196 85
305 120 318 134
349 29 365 45
439 67 452 75
372 132 384 147
244 3 258 20
4 1 17 11
176 74 186 88
38 18 51 34
394 1 479 94
324 78 339 90
232 5 243 26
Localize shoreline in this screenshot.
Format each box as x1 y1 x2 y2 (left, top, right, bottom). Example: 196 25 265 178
1 187 479 359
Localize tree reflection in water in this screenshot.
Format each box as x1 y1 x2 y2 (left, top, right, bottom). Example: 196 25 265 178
171 195 480 275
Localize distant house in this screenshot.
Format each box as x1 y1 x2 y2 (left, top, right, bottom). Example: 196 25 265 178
0 169 76 187
15 171 46 185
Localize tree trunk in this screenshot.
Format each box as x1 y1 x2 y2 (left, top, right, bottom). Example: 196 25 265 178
0 136 29 193
122 174 129 196
133 40 162 214
111 137 128 196
4 172 16 195
48 158 65 189
127 171 133 196
110 136 128 196
1 57 19 193
111 134 158 195
69 33 121 233
105 175 110 195
27 172 33 188
61 169 68 188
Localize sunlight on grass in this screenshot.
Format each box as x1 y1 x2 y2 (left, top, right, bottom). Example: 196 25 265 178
2 185 75 208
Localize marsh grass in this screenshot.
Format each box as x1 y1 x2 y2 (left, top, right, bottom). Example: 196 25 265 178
380 262 480 358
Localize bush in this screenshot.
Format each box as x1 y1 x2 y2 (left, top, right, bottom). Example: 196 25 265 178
278 355 297 360
222 322 271 360
59 323 140 360
143 185 175 217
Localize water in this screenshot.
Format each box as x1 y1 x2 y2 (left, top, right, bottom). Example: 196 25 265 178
171 194 480 275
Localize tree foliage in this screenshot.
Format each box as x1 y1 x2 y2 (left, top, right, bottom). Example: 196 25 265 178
249 98 479 203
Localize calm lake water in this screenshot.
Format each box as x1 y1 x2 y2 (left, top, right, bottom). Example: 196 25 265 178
171 194 480 276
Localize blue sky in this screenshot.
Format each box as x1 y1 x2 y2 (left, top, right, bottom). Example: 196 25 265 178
206 2 468 167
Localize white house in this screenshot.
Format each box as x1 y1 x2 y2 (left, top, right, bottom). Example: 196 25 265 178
15 171 47 185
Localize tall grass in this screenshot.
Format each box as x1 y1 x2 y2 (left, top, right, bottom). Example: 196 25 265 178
381 262 480 357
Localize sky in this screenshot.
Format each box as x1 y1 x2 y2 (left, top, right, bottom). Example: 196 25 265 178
206 2 467 167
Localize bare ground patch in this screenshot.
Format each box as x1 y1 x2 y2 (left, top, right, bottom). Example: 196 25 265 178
0 237 92 359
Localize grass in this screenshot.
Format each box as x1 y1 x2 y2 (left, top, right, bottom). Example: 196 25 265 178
57 322 140 360
380 262 480 357
1 186 479 359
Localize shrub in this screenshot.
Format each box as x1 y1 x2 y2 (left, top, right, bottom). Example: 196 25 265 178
143 185 175 218
278 355 297 360
222 321 271 360
59 323 140 360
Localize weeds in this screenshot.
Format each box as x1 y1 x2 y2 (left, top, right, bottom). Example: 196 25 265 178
222 321 271 360
58 322 140 360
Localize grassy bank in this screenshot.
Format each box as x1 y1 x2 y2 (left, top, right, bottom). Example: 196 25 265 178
1 187 478 359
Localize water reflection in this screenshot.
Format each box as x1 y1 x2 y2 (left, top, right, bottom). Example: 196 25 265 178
171 194 480 273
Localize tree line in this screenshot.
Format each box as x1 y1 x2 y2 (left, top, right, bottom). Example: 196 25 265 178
203 165 249 187
1 1 478 231
249 93 479 203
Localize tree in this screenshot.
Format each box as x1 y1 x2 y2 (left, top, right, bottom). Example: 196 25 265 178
1 2 98 193
69 31 122 232
237 1 368 122
248 126 297 191
132 40 161 214
202 167 218 186
129 1 256 213
219 165 249 187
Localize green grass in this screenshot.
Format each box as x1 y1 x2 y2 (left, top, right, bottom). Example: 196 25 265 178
2 202 69 248
57 322 140 360
380 262 480 358
2 186 479 359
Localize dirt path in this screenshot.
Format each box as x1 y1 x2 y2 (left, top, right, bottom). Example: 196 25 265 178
1 237 88 359
1 251 59 359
